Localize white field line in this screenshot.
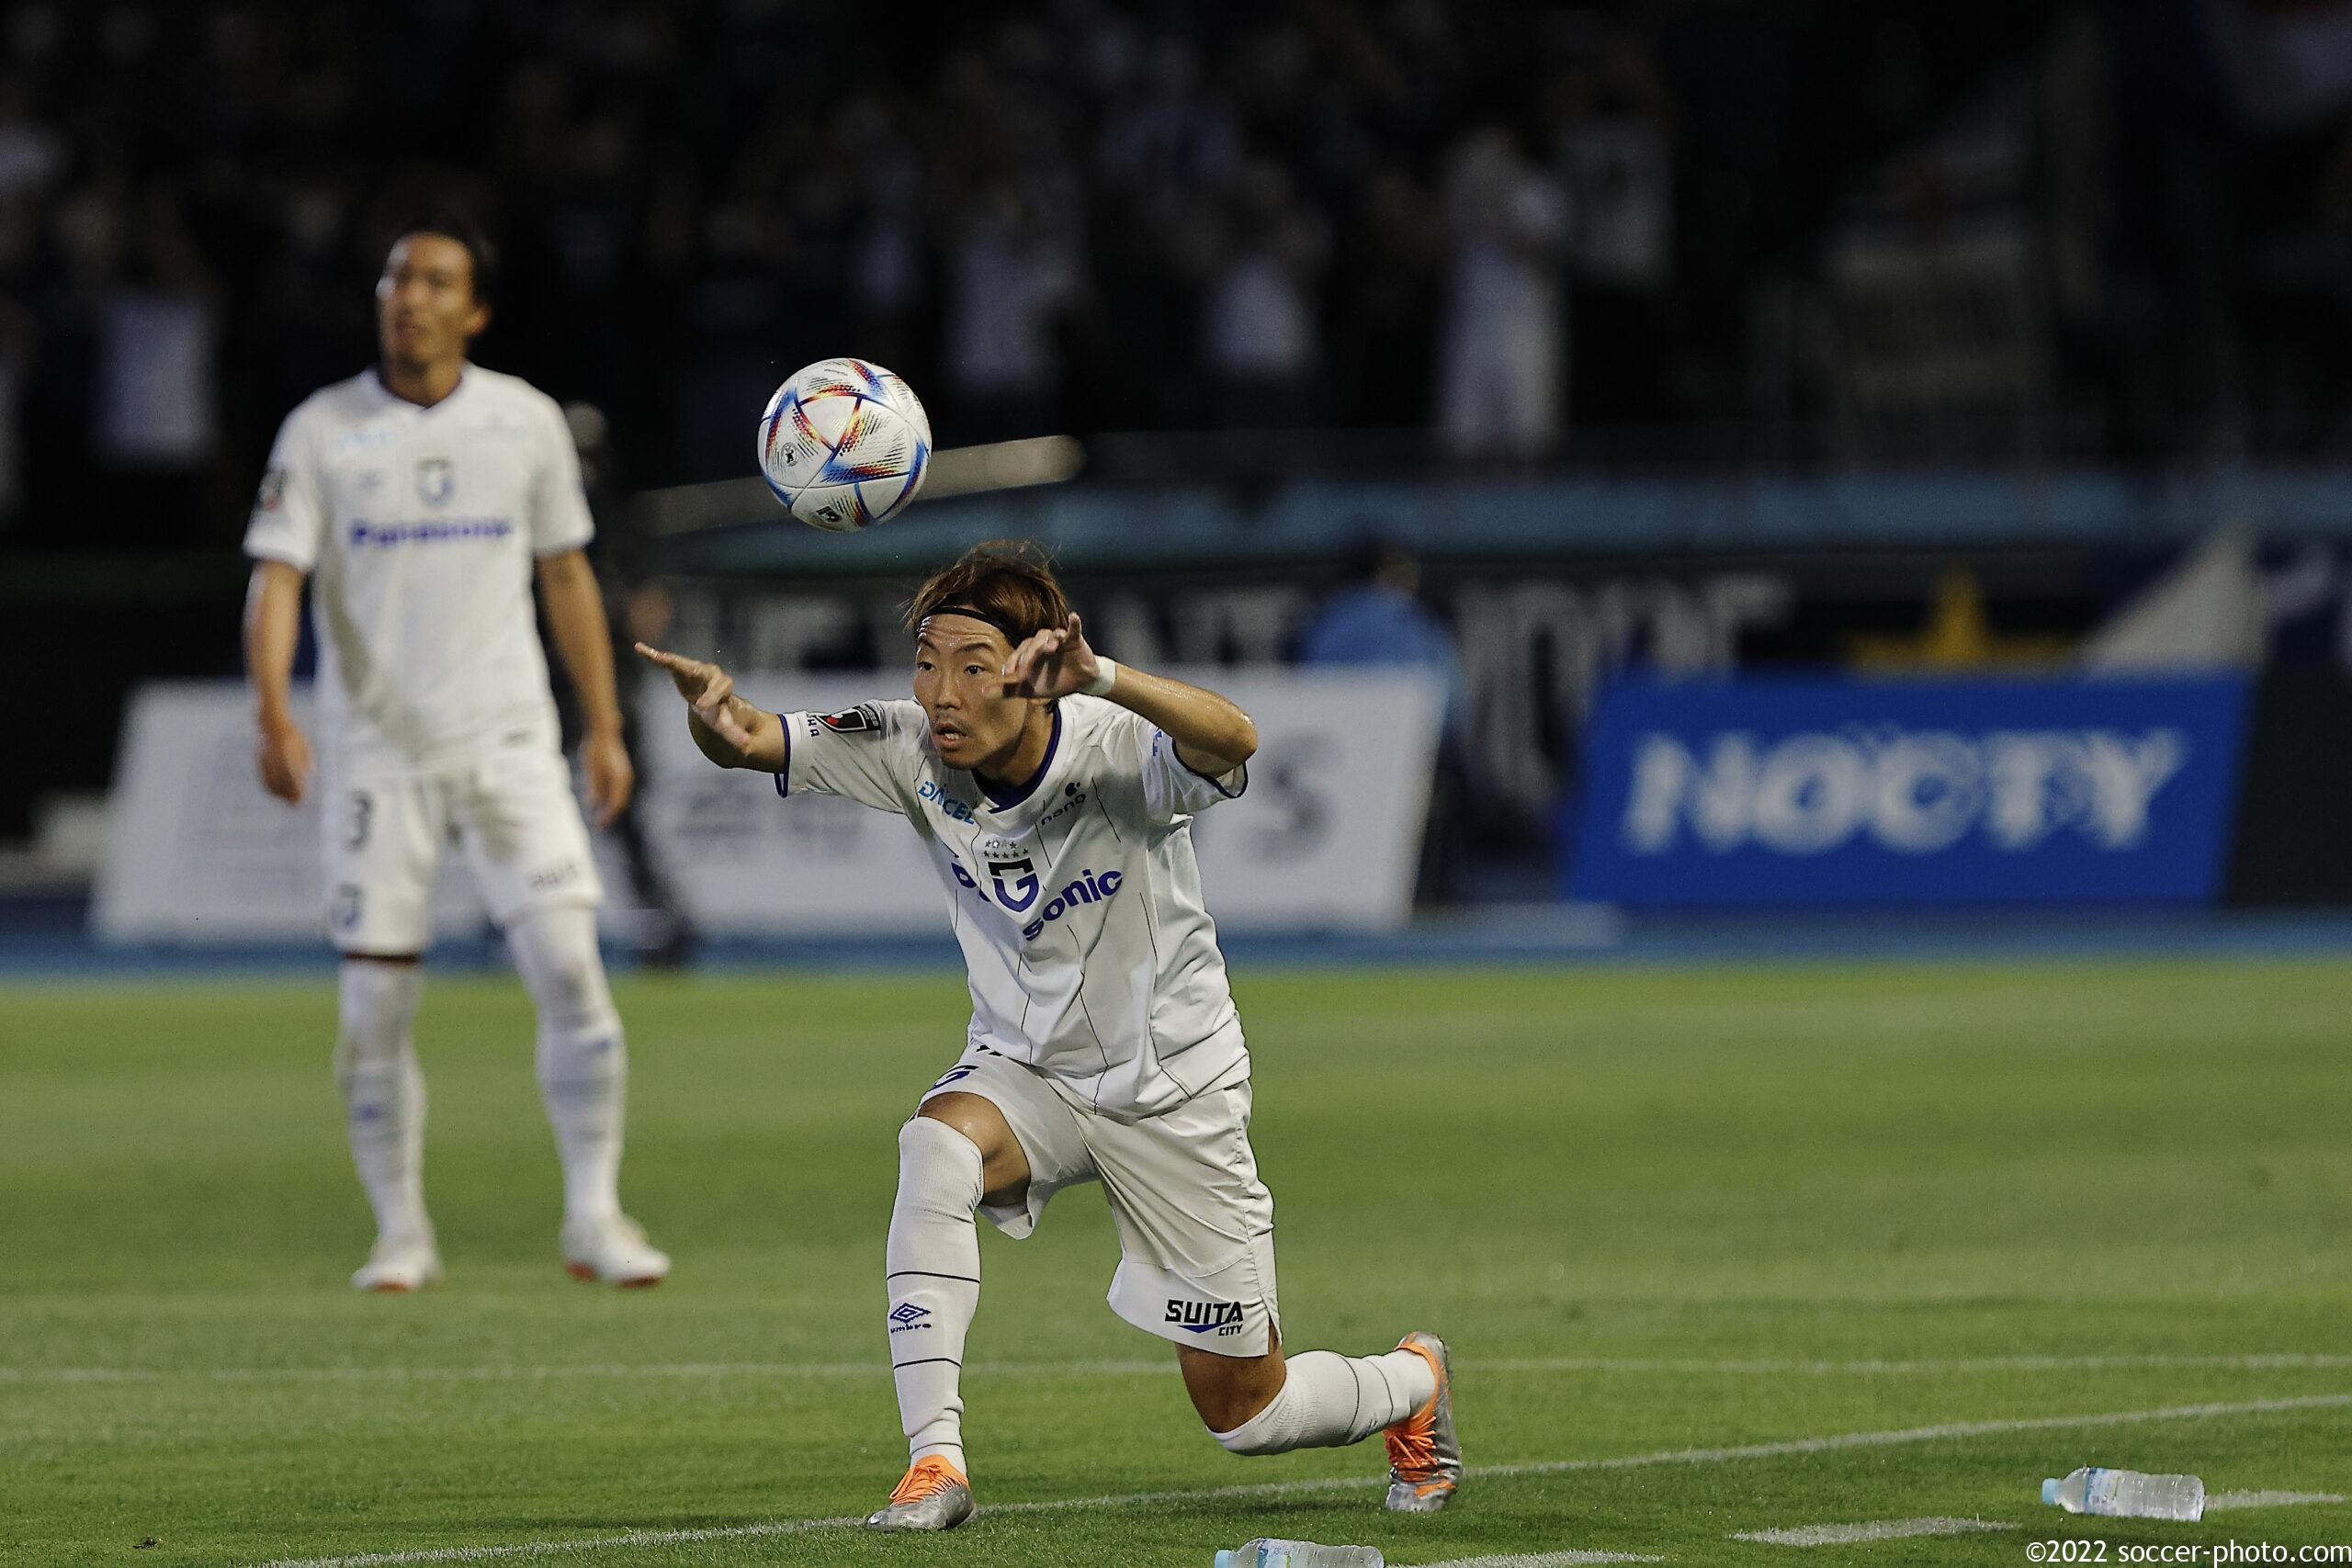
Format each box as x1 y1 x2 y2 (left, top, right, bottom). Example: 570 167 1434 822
1489 1354 2352 1377
1732 1517 2015 1546
1425 1554 1664 1566
15 1351 2351 1385
2207 1491 2347 1511
244 1393 2352 1568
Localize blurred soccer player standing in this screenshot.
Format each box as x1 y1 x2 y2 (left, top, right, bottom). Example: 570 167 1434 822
241 217 668 1292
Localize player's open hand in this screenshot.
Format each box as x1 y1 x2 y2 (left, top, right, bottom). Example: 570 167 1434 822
582 728 634 828
1002 614 1101 700
256 714 313 806
635 643 758 751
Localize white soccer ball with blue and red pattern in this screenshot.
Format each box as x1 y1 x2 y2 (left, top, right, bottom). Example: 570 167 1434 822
757 357 933 531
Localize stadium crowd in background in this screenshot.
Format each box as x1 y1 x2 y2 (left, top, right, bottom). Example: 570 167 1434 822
0 0 2350 547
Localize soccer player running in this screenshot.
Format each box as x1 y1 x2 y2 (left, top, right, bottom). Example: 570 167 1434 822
639 542 1460 1529
243 217 668 1292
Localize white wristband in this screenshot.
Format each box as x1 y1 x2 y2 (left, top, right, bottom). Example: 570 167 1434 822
1081 658 1119 697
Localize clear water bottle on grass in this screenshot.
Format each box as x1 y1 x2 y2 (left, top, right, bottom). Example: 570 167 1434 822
2041 1467 2205 1521
1215 1540 1385 1568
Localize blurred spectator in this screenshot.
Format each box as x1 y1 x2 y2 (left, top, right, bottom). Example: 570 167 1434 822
944 182 1081 443
94 192 219 469
1296 538 1467 900
1328 170 1442 431
0 73 62 201
1096 37 1239 200
1437 128 1570 460
1199 161 1328 427
0 315 26 523
1297 538 1465 730
1552 27 1678 424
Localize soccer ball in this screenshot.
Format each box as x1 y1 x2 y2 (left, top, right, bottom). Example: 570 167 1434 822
757 357 933 531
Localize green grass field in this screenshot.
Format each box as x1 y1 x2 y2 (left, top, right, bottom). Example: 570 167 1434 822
4 957 2350 1567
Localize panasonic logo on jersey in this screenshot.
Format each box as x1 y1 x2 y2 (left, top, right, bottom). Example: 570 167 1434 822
1020 868 1124 941
347 516 514 547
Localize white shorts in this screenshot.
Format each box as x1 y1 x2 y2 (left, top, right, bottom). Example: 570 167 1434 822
322 740 602 954
918 1048 1279 1359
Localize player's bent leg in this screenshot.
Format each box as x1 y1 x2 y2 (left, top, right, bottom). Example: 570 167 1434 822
1189 1325 1445 1482
335 955 441 1292
866 1101 1030 1531
1181 1327 1287 1435
505 904 667 1286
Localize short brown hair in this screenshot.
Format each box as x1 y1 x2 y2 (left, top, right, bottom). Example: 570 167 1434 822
905 539 1073 646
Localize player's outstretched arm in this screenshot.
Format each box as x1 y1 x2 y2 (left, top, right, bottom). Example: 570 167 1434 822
244 559 313 804
634 644 787 772
1003 614 1258 775
537 549 634 825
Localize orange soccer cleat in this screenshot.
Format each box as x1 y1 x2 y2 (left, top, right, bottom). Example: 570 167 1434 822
865 1455 975 1531
1383 1331 1463 1512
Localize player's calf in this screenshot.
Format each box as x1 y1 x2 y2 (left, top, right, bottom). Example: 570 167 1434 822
510 908 628 1217
1194 1339 1441 1461
334 957 433 1280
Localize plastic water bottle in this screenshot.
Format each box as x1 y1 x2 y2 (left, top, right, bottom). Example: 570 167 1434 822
1215 1541 1384 1568
2041 1467 2205 1521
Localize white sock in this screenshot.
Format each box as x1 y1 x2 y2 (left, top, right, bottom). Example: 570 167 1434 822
1212 1348 1437 1455
335 960 429 1244
508 906 626 1228
886 1117 985 1473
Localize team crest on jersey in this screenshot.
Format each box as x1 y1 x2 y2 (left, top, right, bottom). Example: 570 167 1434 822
415 457 455 508
987 855 1039 912
815 704 883 735
254 468 286 513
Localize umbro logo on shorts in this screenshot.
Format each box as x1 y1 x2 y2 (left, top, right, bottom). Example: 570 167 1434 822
888 1303 932 1333
1164 1300 1247 1336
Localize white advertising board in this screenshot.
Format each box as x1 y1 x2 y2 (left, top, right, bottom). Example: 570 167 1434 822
94 671 1441 943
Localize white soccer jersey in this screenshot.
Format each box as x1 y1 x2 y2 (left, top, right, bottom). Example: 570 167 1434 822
242 367 594 772
776 695 1250 1120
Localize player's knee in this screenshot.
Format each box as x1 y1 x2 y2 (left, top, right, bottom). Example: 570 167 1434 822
1208 1408 1280 1452
335 959 423 1066
913 1095 1031 1205
1187 1342 1289 1447
510 908 612 1030
1204 1372 1292 1453
899 1114 983 1172
898 1116 986 1210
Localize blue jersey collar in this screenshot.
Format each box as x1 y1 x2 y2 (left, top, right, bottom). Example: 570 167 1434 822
976 704 1061 809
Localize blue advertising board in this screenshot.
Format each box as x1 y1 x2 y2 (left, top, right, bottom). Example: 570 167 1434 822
1567 675 2251 906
